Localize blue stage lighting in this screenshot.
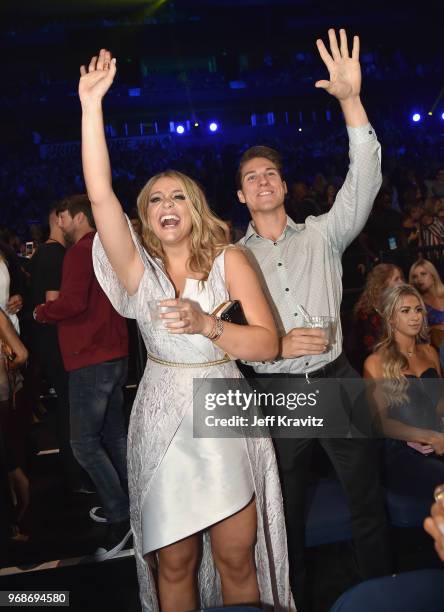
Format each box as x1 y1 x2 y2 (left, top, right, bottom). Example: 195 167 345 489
209 122 218 132
412 113 421 123
176 125 185 134
441 112 444 120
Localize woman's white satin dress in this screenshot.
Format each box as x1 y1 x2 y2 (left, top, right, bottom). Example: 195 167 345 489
93 220 296 612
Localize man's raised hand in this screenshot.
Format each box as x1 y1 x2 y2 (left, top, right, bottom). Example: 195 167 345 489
79 48 116 107
315 29 361 102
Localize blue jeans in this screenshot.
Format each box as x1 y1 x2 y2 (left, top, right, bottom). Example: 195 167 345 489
69 358 129 524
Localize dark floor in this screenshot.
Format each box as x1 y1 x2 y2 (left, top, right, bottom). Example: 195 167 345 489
1 395 442 612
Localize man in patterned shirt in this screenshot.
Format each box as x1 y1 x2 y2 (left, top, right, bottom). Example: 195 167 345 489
237 29 391 609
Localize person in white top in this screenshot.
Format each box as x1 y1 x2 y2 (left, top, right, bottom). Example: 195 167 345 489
79 47 295 612
0 255 21 333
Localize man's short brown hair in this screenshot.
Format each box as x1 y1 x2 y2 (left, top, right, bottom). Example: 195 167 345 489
56 194 96 230
236 145 284 190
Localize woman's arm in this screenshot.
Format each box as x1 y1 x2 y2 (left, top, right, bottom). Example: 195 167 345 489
79 49 144 295
363 355 444 447
423 343 442 377
423 344 444 418
161 248 279 361
214 247 278 361
0 310 28 368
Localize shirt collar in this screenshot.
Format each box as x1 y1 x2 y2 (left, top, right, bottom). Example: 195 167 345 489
244 215 300 243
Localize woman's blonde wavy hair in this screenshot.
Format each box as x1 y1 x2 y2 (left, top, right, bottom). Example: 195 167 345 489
409 258 444 298
354 263 403 317
136 170 229 280
376 284 429 405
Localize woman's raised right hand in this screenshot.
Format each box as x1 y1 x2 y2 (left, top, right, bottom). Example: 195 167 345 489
79 48 116 107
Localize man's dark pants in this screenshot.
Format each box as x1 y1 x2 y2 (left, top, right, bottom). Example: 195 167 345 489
254 354 392 609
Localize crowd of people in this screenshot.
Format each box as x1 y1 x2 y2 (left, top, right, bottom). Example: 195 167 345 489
2 140 444 299
1 27 444 612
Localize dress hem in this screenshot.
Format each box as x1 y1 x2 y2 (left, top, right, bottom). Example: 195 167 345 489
142 489 255 556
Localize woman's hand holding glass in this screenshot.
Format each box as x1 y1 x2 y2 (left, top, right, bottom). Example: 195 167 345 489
159 299 213 336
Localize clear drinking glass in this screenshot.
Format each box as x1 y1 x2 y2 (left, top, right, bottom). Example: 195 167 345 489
148 300 181 331
304 315 337 346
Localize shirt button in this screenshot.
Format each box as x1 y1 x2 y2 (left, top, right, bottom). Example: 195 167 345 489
368 130 373 134
285 288 289 292
261 361 265 364
294 313 298 317
278 263 282 266
256 235 260 238
273 242 277 246
305 362 309 366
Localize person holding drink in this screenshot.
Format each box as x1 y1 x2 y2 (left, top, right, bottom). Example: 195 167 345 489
79 49 294 611
237 28 392 608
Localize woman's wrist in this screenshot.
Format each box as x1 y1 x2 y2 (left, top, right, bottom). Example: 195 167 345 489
81 98 104 113
201 314 215 337
202 314 225 341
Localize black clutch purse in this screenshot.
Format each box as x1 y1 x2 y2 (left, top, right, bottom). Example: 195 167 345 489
214 300 247 325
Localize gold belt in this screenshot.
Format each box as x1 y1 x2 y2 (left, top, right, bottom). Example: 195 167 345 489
146 353 231 368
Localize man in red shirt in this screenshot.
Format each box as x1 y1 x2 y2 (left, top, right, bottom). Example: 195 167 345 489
34 195 130 561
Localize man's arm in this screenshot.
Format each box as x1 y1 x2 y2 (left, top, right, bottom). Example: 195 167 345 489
35 244 93 324
313 29 381 252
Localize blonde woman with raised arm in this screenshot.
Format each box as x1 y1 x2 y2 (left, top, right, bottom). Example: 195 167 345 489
79 49 294 612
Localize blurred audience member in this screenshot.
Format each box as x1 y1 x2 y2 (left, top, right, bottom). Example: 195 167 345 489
419 200 444 247
0 240 25 331
311 172 328 206
287 180 322 222
364 187 405 256
128 207 142 237
436 197 444 222
426 167 444 199
0 308 29 540
34 195 130 559
364 284 444 499
348 263 404 372
0 228 22 256
29 203 86 492
321 182 339 211
402 202 424 249
410 260 444 357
